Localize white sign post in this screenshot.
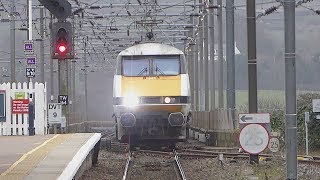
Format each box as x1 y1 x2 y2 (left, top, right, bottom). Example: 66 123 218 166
239 124 270 154
48 103 62 124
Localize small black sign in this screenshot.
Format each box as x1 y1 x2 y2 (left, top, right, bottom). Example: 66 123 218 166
26 68 35 78
58 95 68 105
0 91 5 122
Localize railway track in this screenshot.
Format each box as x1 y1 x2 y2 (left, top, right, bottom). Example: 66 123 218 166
101 131 116 138
178 149 320 166
122 150 186 180
298 159 320 166
177 148 272 160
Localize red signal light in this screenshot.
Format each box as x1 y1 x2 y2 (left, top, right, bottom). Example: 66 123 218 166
58 44 66 53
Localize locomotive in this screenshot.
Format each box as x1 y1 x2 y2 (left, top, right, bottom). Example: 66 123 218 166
113 42 191 143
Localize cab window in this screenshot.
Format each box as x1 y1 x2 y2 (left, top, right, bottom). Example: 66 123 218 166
122 58 149 76
122 55 180 76
153 57 180 76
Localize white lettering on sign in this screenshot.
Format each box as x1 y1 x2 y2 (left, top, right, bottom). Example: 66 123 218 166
239 124 270 154
48 103 61 110
12 99 29 114
268 137 280 153
58 95 68 105
26 68 35 78
48 103 62 124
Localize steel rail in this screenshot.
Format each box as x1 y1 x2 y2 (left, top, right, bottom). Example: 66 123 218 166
178 149 273 158
298 159 320 166
174 150 187 180
101 131 115 138
122 151 132 180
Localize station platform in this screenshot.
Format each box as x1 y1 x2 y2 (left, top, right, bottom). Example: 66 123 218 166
0 133 101 180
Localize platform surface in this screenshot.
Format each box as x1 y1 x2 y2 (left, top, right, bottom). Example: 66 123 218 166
0 133 99 180
0 135 55 174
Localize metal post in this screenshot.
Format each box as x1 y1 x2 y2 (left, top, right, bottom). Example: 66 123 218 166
247 0 258 164
305 112 309 156
217 0 223 108
28 0 32 40
10 0 16 83
209 0 215 111
194 15 199 111
226 0 235 128
27 0 32 83
284 0 297 178
199 0 204 111
204 0 209 111
84 37 88 123
189 15 195 111
40 7 44 83
28 101 35 136
72 60 75 123
50 13 54 103
71 16 76 125
67 58 70 130
59 58 68 132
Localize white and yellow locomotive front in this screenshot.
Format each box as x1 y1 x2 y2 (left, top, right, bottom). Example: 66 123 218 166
113 43 191 142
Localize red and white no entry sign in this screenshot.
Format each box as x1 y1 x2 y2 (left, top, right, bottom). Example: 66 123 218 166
239 124 270 154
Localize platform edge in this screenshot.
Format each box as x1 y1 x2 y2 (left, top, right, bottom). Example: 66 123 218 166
57 133 102 180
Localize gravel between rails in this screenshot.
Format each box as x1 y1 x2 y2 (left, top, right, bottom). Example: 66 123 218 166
79 150 127 180
127 151 177 180
180 157 320 180
80 138 320 180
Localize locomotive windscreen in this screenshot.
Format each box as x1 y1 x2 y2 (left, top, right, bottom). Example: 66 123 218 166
122 55 180 77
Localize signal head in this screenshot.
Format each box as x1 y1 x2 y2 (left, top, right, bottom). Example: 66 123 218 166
51 22 73 59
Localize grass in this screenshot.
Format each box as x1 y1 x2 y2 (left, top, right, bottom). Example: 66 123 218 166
235 90 285 108
211 90 320 109
211 90 286 109
252 160 286 180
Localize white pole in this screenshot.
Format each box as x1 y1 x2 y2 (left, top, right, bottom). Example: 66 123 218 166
305 112 309 156
28 0 32 40
28 0 32 83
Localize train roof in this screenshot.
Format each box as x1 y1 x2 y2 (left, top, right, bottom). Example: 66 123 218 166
118 43 184 56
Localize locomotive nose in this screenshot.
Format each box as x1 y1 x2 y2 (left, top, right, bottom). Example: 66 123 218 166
120 113 136 127
168 112 185 126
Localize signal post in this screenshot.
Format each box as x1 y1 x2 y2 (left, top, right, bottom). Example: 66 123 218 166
39 0 73 132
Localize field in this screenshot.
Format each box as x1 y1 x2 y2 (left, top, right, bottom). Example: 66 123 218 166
235 90 285 108
211 90 320 109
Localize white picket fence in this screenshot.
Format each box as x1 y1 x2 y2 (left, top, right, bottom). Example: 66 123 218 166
0 82 47 136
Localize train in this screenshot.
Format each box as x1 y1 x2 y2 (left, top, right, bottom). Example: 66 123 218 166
113 42 191 143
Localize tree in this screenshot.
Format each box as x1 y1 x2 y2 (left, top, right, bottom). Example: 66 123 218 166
297 93 320 150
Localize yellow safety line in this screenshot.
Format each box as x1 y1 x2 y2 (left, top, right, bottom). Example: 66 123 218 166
0 134 59 176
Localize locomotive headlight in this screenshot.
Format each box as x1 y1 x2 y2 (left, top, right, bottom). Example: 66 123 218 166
164 97 171 103
123 91 139 107
164 97 175 104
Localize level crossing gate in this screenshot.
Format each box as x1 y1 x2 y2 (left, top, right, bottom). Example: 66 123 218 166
0 82 47 135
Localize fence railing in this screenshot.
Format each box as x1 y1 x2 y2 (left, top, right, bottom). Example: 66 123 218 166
0 82 47 136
